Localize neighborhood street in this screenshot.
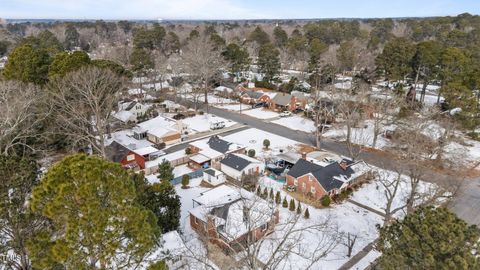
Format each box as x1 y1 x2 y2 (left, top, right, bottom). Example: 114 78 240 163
166 95 480 225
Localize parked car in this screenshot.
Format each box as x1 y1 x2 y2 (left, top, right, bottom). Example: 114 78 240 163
292 108 304 114
252 102 266 109
210 121 226 130
279 111 292 117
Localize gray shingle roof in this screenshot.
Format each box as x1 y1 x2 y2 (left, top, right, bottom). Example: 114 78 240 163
220 154 252 171
241 90 264 100
287 159 355 192
207 135 231 154
272 93 292 106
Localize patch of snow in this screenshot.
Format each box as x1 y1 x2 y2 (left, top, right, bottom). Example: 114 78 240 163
242 108 280 120
173 164 194 178
181 114 236 133
272 116 316 132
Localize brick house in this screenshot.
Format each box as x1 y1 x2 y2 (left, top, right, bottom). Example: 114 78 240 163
189 185 279 253
106 142 164 171
286 158 369 199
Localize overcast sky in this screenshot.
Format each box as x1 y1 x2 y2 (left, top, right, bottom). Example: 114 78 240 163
1 0 479 20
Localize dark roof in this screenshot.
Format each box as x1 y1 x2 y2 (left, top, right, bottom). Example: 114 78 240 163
241 90 264 99
220 154 252 171
287 159 355 192
204 168 216 177
207 135 231 154
124 101 137 111
105 141 131 163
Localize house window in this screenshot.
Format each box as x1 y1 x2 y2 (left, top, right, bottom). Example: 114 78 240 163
302 183 306 190
311 187 316 194
193 216 198 225
294 179 298 186
126 154 135 161
260 224 267 232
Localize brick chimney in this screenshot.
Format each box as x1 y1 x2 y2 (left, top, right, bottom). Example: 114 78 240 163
339 160 348 171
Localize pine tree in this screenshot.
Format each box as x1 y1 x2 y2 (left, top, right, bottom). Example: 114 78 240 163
157 160 174 182
289 199 296 211
181 174 190 188
262 187 268 199
377 206 480 269
28 154 159 269
304 207 310 219
269 188 274 200
297 202 302 214
256 186 262 197
275 191 281 204
282 197 288 208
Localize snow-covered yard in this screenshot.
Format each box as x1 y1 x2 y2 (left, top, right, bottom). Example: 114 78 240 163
223 128 300 160
215 103 245 111
182 114 237 133
323 120 393 149
272 115 316 132
257 177 382 270
242 108 280 120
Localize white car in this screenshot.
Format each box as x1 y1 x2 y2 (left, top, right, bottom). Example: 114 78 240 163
210 121 226 130
279 111 292 117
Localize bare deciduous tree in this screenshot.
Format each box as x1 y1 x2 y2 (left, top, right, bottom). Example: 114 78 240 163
0 81 48 155
48 67 124 157
182 36 226 113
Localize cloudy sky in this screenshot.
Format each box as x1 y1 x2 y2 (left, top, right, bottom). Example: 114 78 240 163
1 0 479 20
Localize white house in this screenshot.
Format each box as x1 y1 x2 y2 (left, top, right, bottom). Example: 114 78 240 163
202 168 226 186
220 153 265 180
113 101 150 123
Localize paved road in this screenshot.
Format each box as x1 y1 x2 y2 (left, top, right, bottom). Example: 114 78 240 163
167 95 480 226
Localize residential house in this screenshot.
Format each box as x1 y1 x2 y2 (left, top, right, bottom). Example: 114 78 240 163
286 157 369 199
220 153 265 181
113 101 150 123
203 168 226 186
106 142 164 171
270 93 295 111
133 116 185 148
189 185 279 253
188 135 246 170
214 86 235 98
239 90 273 105
290 91 310 110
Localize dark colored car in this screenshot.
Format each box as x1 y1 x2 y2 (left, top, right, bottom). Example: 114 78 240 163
252 102 266 109
292 108 304 114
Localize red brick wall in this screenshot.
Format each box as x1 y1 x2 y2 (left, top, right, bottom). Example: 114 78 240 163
287 174 327 199
120 152 145 169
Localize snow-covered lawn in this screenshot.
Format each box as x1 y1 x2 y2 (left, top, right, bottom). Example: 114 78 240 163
182 114 237 133
258 177 382 270
175 177 209 232
444 138 480 168
215 103 245 111
272 115 316 132
223 128 300 160
242 108 280 120
323 120 392 149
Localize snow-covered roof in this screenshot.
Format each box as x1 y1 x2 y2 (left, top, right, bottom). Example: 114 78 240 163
214 86 233 93
113 110 134 122
134 146 162 156
190 185 275 241
144 150 186 169
128 88 145 95
136 116 180 138
189 154 211 164
199 148 223 159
